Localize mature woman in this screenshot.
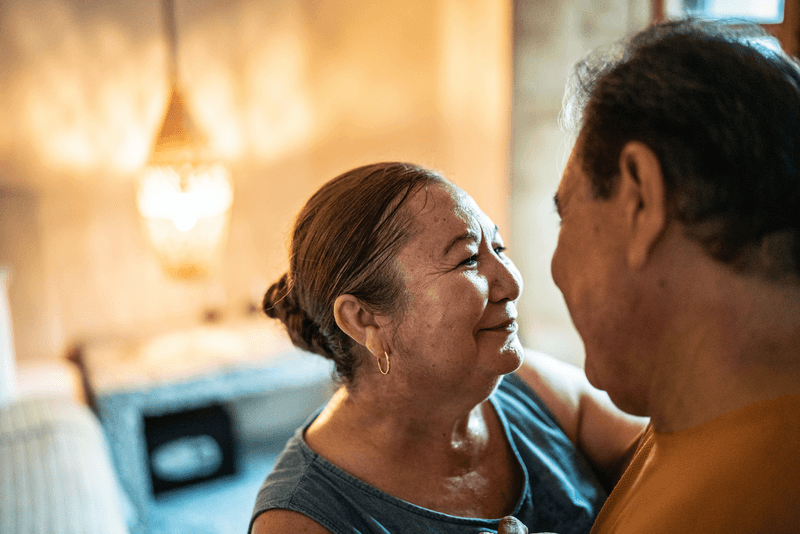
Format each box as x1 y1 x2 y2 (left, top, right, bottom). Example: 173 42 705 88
250 162 644 534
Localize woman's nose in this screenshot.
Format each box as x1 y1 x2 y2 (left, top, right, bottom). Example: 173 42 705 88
488 253 522 303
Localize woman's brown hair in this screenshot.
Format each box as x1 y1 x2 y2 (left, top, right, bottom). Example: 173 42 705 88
263 162 444 383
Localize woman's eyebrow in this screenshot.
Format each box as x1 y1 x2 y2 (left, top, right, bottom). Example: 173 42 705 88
442 230 479 256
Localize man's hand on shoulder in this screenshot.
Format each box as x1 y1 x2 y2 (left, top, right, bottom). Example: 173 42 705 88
480 515 561 534
496 516 529 533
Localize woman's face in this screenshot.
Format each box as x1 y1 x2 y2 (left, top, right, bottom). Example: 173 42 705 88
387 182 523 398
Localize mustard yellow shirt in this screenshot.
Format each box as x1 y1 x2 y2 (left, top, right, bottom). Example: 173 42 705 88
592 394 800 533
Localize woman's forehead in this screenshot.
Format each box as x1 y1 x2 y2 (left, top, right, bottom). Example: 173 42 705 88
405 183 494 243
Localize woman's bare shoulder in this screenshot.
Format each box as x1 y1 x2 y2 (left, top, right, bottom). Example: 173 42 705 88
251 509 333 534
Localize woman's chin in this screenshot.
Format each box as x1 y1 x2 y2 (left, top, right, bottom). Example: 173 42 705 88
494 337 525 375
507 341 525 373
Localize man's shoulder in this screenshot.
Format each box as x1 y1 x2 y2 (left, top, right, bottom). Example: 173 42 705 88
592 398 800 533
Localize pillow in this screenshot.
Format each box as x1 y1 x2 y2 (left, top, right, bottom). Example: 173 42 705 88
0 397 132 533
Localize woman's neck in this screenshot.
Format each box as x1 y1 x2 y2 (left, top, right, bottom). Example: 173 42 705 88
308 385 495 469
303 385 521 518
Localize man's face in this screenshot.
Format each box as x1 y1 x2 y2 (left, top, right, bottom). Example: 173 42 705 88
551 142 651 415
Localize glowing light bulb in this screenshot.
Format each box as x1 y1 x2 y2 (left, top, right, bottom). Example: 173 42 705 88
172 193 198 231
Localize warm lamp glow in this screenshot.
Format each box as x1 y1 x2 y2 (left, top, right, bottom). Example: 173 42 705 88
136 92 234 280
137 162 233 279
137 0 234 280
136 86 234 281
138 163 233 232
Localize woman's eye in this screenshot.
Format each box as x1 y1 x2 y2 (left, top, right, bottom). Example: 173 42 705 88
460 255 478 267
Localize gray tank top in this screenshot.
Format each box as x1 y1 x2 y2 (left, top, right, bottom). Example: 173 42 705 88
249 373 606 533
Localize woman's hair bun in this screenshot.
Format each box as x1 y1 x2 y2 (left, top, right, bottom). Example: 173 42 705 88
263 273 332 358
262 273 291 320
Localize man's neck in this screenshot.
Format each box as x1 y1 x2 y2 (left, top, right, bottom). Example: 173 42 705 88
649 353 800 433
646 266 800 433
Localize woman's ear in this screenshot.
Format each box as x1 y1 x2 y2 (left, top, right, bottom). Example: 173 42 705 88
618 141 667 270
333 295 385 356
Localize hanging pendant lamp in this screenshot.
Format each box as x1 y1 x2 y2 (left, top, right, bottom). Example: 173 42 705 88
137 0 233 280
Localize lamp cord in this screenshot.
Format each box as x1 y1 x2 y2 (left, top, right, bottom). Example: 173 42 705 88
161 0 179 85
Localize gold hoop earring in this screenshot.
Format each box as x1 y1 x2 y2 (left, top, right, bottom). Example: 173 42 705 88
377 351 390 375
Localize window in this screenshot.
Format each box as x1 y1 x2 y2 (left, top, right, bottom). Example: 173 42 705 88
665 0 784 24
652 0 799 55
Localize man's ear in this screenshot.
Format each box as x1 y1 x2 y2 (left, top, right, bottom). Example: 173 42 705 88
618 141 667 270
333 294 385 356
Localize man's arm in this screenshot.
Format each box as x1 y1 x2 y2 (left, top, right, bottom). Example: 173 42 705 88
515 348 647 490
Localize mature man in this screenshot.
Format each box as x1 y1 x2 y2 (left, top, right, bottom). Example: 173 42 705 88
546 18 800 533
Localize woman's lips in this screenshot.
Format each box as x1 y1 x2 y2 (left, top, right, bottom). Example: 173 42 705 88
482 319 517 332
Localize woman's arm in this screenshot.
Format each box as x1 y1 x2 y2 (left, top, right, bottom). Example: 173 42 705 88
251 509 333 534
515 348 647 490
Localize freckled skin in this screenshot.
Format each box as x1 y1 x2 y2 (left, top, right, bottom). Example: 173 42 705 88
388 183 524 403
